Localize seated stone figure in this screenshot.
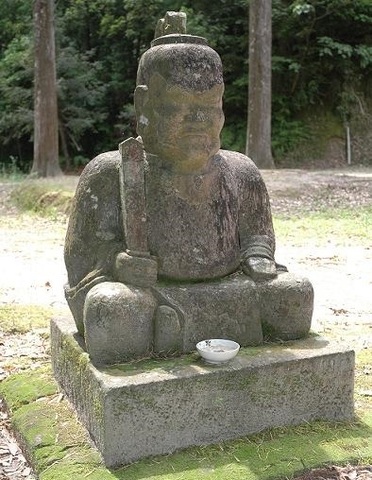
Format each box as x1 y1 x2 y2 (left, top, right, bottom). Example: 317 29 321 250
64 13 313 365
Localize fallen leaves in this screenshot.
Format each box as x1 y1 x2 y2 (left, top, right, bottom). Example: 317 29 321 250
330 308 350 316
0 331 49 381
0 401 36 480
0 331 48 478
292 464 372 479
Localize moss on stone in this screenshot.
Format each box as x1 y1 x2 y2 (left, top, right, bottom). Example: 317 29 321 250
102 351 201 376
1 365 371 479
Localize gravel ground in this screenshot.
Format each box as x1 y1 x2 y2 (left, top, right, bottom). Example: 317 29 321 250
0 168 371 479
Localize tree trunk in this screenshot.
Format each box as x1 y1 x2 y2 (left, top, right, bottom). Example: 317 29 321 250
59 122 71 171
246 0 275 169
31 0 62 177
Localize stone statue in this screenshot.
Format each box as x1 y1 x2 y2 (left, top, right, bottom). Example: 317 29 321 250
64 12 313 365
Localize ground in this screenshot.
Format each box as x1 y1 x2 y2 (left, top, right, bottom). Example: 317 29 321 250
0 167 371 479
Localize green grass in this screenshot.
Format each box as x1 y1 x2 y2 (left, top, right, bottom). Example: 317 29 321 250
354 349 372 412
9 178 76 217
0 159 27 182
273 205 372 246
0 304 52 333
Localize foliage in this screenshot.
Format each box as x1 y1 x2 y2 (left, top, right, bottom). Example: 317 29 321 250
0 156 26 181
270 0 372 158
0 35 34 168
0 0 32 51
0 0 371 169
56 44 108 161
57 0 179 154
272 117 309 158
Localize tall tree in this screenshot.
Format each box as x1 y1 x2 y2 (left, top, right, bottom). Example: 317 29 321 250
31 0 61 177
246 0 275 169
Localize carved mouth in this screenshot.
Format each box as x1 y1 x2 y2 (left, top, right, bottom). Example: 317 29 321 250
181 132 209 140
182 132 207 136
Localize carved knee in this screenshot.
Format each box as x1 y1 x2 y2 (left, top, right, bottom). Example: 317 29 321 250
258 273 314 341
84 282 157 365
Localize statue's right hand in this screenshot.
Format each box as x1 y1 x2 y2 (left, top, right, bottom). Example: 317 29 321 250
242 256 277 282
115 251 158 288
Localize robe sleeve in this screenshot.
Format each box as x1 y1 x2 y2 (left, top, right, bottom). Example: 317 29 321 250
64 151 124 331
235 154 276 262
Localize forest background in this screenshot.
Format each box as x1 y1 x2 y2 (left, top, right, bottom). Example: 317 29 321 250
0 0 372 173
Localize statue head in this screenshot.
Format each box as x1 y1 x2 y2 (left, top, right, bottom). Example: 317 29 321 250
135 27 225 173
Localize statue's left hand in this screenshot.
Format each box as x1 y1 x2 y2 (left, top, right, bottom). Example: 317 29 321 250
115 251 158 287
242 257 277 282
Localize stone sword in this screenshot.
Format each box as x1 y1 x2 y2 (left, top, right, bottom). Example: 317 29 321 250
118 137 185 349
117 137 158 286
119 137 148 255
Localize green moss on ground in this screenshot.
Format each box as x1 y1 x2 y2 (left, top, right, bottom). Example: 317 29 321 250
0 366 57 410
13 400 104 477
0 363 371 480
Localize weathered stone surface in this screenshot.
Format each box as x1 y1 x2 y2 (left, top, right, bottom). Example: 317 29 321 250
63 14 314 364
65 271 313 365
55 12 352 472
51 315 355 468
258 273 314 340
83 282 157 365
154 273 263 351
153 305 182 354
115 251 157 287
119 137 148 253
155 11 187 39
144 150 271 281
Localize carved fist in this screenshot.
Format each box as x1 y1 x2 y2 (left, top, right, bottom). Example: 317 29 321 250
242 257 277 282
115 251 158 287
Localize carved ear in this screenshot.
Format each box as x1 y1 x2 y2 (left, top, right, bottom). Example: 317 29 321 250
134 85 148 117
134 85 149 136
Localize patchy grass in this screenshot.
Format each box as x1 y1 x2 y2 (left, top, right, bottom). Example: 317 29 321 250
273 205 372 246
354 349 372 412
0 161 26 182
0 364 370 480
0 304 52 334
9 177 77 217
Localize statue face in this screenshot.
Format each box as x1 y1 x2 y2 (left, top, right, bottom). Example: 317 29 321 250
136 73 224 173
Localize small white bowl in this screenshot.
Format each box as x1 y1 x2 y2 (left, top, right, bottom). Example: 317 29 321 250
196 339 240 364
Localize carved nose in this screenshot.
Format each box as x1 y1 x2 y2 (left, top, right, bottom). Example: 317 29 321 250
187 110 206 122
195 110 206 122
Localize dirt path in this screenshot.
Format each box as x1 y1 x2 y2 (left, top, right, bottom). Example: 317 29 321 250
261 168 372 350
0 168 371 479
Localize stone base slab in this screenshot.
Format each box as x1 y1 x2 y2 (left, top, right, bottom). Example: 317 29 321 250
51 316 354 468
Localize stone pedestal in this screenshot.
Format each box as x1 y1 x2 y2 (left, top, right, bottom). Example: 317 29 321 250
51 316 354 468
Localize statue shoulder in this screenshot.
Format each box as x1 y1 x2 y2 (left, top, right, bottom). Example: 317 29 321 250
80 150 121 180
72 150 122 206
218 149 261 177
